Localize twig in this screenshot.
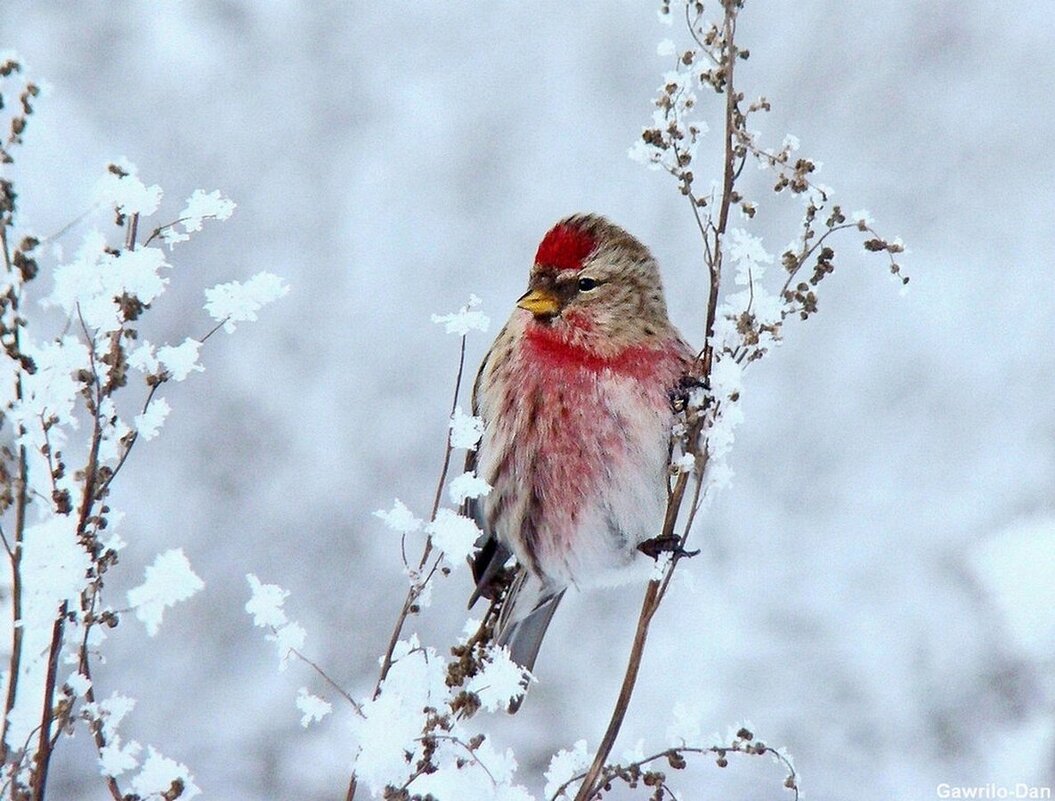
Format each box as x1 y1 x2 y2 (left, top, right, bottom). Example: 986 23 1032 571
372 334 468 698
573 582 660 801
0 224 29 769
124 212 139 252
554 740 799 801
77 594 125 801
29 606 66 801
143 214 224 248
347 334 470 801
30 303 110 798
0 722 43 798
704 0 740 375
288 647 364 717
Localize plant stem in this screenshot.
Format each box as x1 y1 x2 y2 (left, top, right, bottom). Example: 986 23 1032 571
0 224 29 775
372 335 468 698
348 335 470 801
29 607 65 801
573 581 660 801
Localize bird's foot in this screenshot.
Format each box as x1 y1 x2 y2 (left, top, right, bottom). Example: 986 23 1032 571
638 535 700 561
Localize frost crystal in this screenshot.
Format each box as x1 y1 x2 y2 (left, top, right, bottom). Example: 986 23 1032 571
245 574 290 628
352 640 449 794
21 516 90 611
431 294 490 336
426 509 481 564
726 228 774 279
133 397 171 442
295 687 333 727
96 693 136 740
130 747 200 800
10 336 88 444
667 701 703 746
244 574 306 668
414 739 529 801
179 189 236 232
96 159 162 216
157 338 204 381
450 406 484 450
65 671 91 697
126 549 204 636
544 740 592 799
404 566 434 608
852 208 874 226
671 453 696 474
99 737 142 777
46 236 170 332
466 645 531 712
448 471 492 504
127 341 159 374
204 271 289 333
620 739 647 764
271 620 307 669
374 499 423 534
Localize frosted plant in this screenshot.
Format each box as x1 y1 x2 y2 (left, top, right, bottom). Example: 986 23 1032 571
558 2 907 797
0 56 285 800
242 3 907 800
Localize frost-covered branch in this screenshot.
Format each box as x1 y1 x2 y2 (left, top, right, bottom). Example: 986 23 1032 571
549 726 798 801
0 55 286 800
239 2 907 799
572 1 910 798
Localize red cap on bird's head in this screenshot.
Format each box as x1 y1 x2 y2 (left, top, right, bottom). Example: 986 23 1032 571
534 223 597 271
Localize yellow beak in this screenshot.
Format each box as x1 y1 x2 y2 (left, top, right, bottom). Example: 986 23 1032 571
516 288 561 317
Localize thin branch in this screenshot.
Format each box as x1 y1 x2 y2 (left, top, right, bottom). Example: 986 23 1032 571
780 222 858 296
554 740 799 801
95 380 162 497
0 721 44 798
288 647 364 717
0 223 29 767
39 203 100 246
29 604 66 801
198 316 230 345
372 334 468 698
123 212 139 252
77 595 125 801
142 214 225 248
705 0 740 375
573 581 660 801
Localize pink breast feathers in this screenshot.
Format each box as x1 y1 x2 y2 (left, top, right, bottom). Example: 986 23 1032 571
507 328 681 579
524 322 675 383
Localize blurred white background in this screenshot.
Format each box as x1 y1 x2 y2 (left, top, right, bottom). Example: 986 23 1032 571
2 1 1053 799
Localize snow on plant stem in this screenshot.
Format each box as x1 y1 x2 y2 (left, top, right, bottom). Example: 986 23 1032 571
0 58 286 799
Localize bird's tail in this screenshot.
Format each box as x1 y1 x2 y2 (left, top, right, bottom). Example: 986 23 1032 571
495 568 565 712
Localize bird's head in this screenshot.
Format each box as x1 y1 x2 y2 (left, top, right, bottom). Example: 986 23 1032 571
516 214 671 353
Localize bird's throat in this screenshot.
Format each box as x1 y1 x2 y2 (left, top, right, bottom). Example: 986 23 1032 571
523 320 664 379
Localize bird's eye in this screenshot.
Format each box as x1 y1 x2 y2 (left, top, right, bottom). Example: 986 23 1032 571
577 277 598 292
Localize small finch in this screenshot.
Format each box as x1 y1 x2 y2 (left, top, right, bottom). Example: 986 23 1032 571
466 214 695 698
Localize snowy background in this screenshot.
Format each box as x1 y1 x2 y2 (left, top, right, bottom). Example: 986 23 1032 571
3 1 1054 799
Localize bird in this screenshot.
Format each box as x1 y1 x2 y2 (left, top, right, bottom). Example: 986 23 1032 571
465 213 696 701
